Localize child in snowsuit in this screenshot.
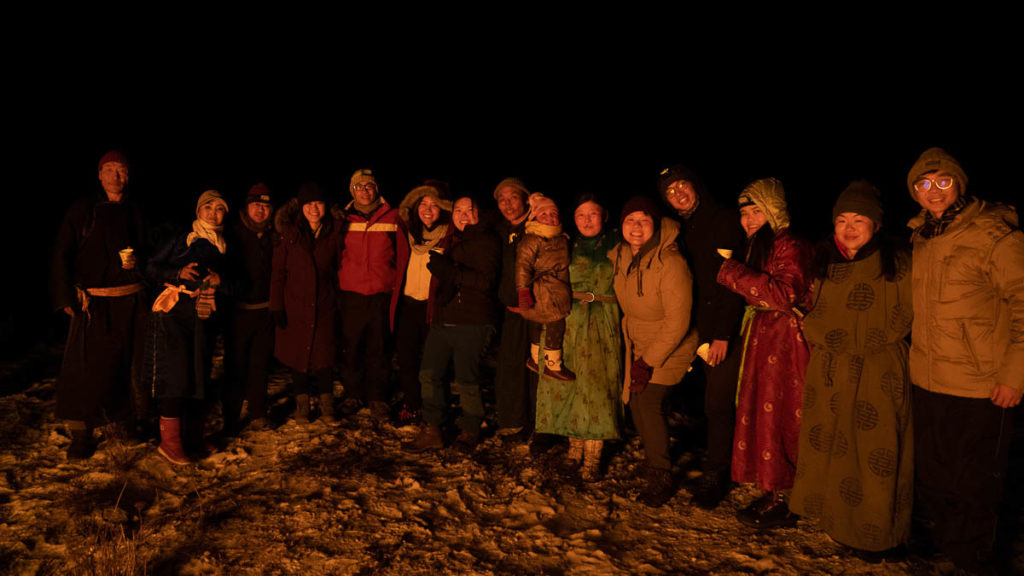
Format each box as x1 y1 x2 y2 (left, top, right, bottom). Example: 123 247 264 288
515 193 575 381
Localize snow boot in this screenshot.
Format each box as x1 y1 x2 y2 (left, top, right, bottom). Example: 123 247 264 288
403 424 444 453
525 343 541 374
580 440 602 482
543 349 576 381
559 438 584 474
66 426 96 461
157 417 192 466
319 393 336 422
294 394 310 423
638 467 675 507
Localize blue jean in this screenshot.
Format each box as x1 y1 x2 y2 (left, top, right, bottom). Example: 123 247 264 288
420 324 495 432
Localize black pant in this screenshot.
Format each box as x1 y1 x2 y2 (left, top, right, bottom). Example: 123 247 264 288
396 297 428 411
291 368 332 395
222 308 274 428
913 386 1014 571
495 309 538 429
703 340 742 473
339 291 391 404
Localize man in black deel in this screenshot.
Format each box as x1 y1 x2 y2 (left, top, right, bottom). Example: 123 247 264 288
51 150 149 459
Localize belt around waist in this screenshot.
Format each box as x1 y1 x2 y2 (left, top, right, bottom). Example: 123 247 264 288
85 283 145 297
572 291 616 303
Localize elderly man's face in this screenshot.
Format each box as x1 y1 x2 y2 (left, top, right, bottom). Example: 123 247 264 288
98 162 129 198
496 186 527 223
913 170 960 218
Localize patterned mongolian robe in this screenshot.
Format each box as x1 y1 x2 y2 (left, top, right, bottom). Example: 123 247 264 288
791 247 914 551
717 228 813 491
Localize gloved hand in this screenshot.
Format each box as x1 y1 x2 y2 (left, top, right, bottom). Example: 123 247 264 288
272 309 287 329
426 251 456 282
518 288 535 310
630 357 653 394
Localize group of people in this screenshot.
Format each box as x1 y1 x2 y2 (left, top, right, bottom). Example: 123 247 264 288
52 148 1023 574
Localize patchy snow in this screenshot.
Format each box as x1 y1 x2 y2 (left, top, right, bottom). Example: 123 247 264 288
1 365 1021 575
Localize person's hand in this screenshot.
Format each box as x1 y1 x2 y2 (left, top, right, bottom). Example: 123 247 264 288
203 270 221 287
706 339 729 367
990 384 1023 408
179 262 199 282
630 357 653 394
63 306 75 318
518 289 535 310
426 251 456 281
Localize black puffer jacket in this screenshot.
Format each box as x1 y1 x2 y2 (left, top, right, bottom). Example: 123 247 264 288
434 222 501 326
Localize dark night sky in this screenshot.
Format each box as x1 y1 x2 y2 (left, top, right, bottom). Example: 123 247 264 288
7 42 1019 358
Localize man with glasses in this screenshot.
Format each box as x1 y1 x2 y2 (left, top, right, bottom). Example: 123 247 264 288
338 169 409 419
907 147 1024 573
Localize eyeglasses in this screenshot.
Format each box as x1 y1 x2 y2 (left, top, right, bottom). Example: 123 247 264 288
353 182 378 192
913 176 955 193
665 182 692 196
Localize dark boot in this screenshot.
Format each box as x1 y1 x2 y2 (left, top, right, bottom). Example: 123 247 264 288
454 429 480 453
319 393 336 422
294 394 310 423
403 424 444 453
690 469 731 510
638 467 675 507
67 427 95 461
157 417 192 466
736 491 797 529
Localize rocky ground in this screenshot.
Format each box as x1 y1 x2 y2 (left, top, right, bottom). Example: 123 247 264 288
1 352 1022 575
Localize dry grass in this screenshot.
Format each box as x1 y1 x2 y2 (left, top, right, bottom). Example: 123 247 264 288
65 521 147 576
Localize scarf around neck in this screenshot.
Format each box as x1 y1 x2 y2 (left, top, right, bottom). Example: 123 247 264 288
187 219 227 254
409 224 448 255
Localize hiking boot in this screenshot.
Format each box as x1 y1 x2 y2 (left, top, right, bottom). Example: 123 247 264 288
558 438 584 474
690 469 731 510
403 424 444 453
369 401 390 421
157 417 192 466
736 491 797 529
638 467 675 507
340 398 362 416
454 430 480 453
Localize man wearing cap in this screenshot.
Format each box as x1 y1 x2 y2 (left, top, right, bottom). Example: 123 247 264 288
338 169 409 418
492 177 540 443
907 147 1024 573
51 150 149 459
223 183 276 434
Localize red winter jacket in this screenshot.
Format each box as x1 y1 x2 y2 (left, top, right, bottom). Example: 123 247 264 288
337 200 410 329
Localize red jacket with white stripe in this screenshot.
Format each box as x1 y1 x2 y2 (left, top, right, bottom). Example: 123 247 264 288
337 199 410 328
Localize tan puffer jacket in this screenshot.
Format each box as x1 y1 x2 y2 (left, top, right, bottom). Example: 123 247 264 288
610 217 699 390
908 197 1024 398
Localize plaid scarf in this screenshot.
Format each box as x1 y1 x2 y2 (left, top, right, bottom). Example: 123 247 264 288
918 195 970 239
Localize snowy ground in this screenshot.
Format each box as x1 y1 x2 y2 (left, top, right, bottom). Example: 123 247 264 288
2 354 1022 575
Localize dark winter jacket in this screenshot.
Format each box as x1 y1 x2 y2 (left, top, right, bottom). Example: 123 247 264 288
675 193 746 343
270 200 343 372
434 222 501 326
227 214 275 305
